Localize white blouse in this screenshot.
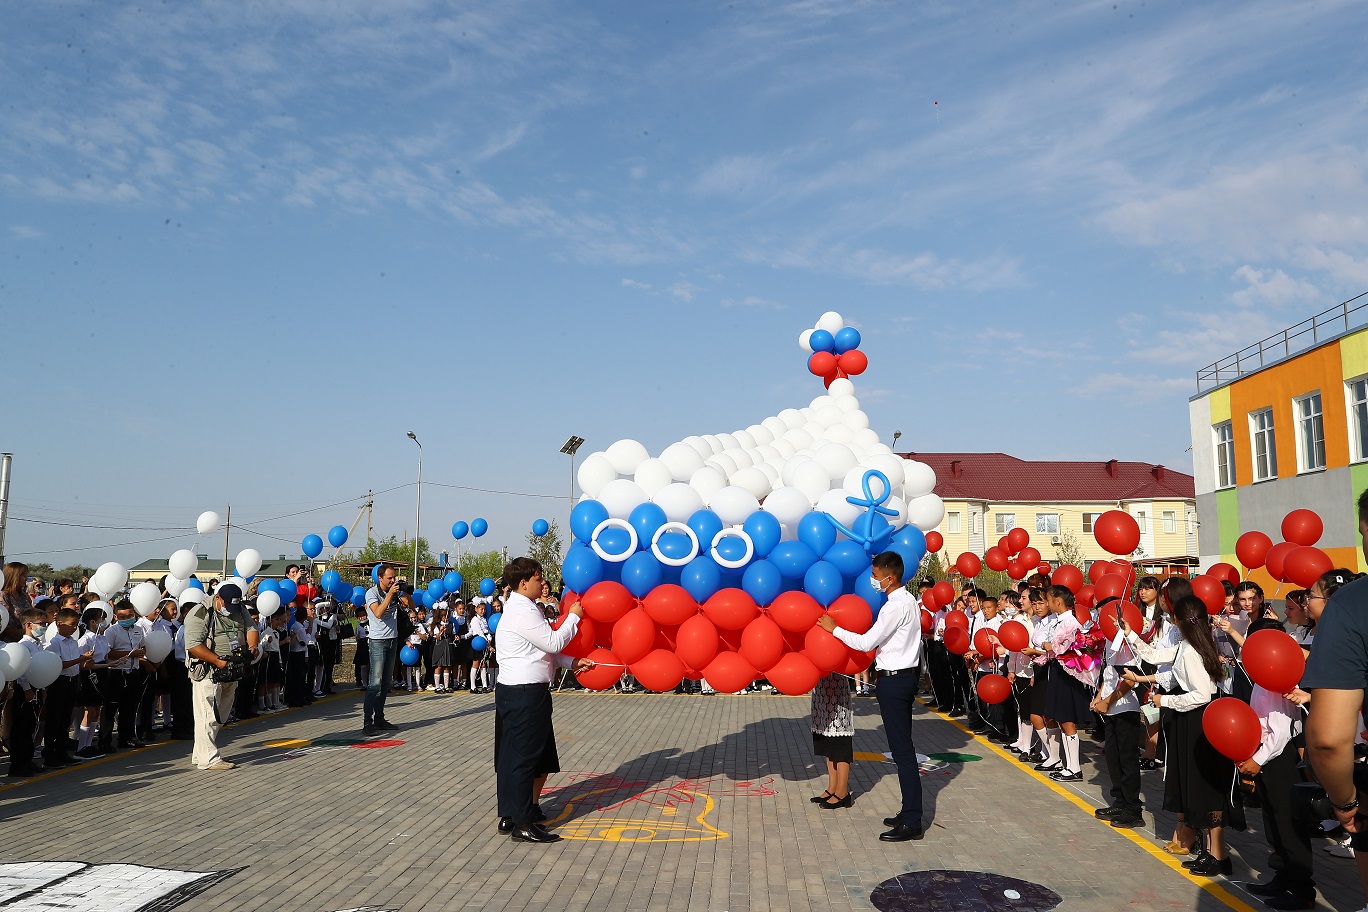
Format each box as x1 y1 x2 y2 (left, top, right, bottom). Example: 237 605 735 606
1125 632 1218 713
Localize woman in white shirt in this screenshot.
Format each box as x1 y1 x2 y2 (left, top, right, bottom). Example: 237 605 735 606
1122 594 1231 876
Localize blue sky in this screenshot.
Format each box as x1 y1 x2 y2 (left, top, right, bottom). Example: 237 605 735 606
3 0 1366 566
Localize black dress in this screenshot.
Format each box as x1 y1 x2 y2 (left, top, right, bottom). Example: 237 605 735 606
430 621 456 667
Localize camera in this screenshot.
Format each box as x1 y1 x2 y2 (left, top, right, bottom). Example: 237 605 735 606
211 662 244 684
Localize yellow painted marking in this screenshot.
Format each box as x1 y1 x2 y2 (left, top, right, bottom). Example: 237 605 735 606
853 751 888 762
262 738 311 749
549 787 728 842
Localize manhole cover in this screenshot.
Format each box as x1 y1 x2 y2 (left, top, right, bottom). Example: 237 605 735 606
871 870 1061 912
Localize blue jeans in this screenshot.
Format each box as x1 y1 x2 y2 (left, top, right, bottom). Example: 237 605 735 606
365 638 397 726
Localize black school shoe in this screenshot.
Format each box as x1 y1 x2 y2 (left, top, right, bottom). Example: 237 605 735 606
1186 855 1232 877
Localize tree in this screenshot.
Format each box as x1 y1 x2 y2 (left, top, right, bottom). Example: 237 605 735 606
334 535 434 586
455 551 504 598
525 520 565 591
1054 530 1088 570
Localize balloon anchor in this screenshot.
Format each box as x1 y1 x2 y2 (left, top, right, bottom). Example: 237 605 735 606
824 469 898 554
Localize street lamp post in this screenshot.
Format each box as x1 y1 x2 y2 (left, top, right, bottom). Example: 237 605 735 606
407 432 422 585
560 436 585 550
892 430 902 451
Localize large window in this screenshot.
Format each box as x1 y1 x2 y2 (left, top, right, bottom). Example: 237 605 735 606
1351 378 1368 462
1296 392 1326 472
995 513 1015 534
1251 408 1277 481
947 512 961 533
1162 510 1177 533
1035 513 1059 535
1082 512 1102 533
1214 422 1235 488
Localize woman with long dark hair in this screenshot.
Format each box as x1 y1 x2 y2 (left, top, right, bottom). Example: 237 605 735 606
1122 595 1231 875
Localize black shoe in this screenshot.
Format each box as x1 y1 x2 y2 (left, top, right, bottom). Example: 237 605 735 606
7 765 41 778
1034 760 1062 772
1262 891 1316 910
1018 751 1044 765
883 815 902 827
498 817 513 834
374 720 399 731
362 725 378 737
1049 769 1083 782
510 823 560 843
818 794 852 809
1187 855 1232 877
531 806 547 824
879 823 924 842
1182 851 1215 869
1094 805 1122 820
1138 757 1163 771
1109 812 1144 829
42 757 69 769
969 725 987 734
811 791 833 804
1242 880 1287 898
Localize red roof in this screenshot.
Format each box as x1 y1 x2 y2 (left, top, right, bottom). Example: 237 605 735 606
899 452 1195 503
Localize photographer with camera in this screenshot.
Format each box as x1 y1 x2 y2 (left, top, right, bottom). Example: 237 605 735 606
184 582 259 771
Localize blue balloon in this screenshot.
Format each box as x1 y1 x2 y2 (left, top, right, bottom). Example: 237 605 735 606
656 530 694 564
687 509 724 556
471 518 488 537
372 564 382 582
451 521 469 540
797 511 837 555
427 577 446 598
714 534 750 566
400 645 420 666
808 328 836 353
741 559 783 606
487 613 500 633
769 540 818 578
824 540 871 578
571 500 609 543
629 502 668 551
257 579 280 596
532 518 549 537
867 513 894 552
562 543 605 592
277 579 298 604
332 574 354 597
350 587 366 607
420 592 433 608
743 511 782 559
479 577 496 597
679 555 722 602
803 560 843 607
854 570 888 614
621 551 663 598
890 524 927 556
328 525 349 548
320 570 341 595
186 577 204 591
443 571 463 592
301 534 324 559
833 326 861 354
470 635 488 652
597 526 634 560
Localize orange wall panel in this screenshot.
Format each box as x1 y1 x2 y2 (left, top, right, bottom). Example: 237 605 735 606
1228 342 1349 484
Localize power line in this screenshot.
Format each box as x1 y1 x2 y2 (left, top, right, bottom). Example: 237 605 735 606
9 516 188 531
7 532 189 558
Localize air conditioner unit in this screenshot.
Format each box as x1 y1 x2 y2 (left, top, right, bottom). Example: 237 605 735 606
1050 535 1062 545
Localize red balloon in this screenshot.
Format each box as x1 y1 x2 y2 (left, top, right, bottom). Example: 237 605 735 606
1006 527 1030 555
611 607 658 665
944 626 970 655
976 673 1011 705
920 590 939 612
1036 562 1052 577
767 591 824 633
1073 604 1092 625
582 581 636 624
1018 546 1041 569
740 616 785 671
944 609 969 628
559 589 580 615
842 649 875 676
972 627 998 657
1285 546 1334 589
1202 697 1262 762
1007 560 1029 581
702 588 759 631
1243 629 1307 695
631 649 685 692
551 613 596 659
1111 561 1137 590
1094 574 1127 602
767 652 822 695
1075 584 1096 609
837 350 868 376
997 535 1012 554
1053 564 1084 594
654 622 681 651
717 625 744 653
1207 563 1241 586
1087 561 1110 585
996 620 1029 652
956 552 983 578
1096 601 1142 642
1190 575 1226 616
1236 531 1274 570
1265 541 1298 583
675 615 720 671
933 580 956 606
643 584 699 626
920 608 934 634
984 547 1010 572
1093 510 1141 555
781 626 807 654
827 594 873 634
703 651 757 694
1282 509 1324 547
925 531 944 552
803 626 849 673
576 647 624 691
808 351 838 377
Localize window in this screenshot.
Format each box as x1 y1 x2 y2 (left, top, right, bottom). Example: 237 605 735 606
971 513 979 535
1351 378 1368 462
1035 513 1059 535
995 513 1016 534
1135 511 1147 533
1214 422 1235 488
1251 407 1277 480
947 512 961 533
1082 512 1102 533
1187 511 1197 534
1162 510 1177 533
1296 392 1326 472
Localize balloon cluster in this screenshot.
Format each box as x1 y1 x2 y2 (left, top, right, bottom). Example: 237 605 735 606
301 525 350 559
799 311 867 389
451 518 489 540
1234 508 1331 589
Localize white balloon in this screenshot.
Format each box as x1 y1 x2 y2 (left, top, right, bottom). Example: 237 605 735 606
92 561 129 597
196 511 221 535
168 549 198 580
143 630 173 663
221 576 249 595
235 548 263 579
730 466 772 500
25 651 61 689
688 466 728 505
746 424 774 446
906 493 946 531
176 589 203 608
793 461 833 504
827 377 856 398
700 434 723 454
714 433 738 452
0 641 30 680
256 590 282 618
825 424 854 445
851 427 881 448
813 443 858 480
867 442 894 456
653 483 705 523
756 462 781 484
659 443 706 482
779 408 806 430
884 494 909 528
761 416 789 441
724 448 755 469
799 328 814 352
604 439 650 475
809 395 833 411
707 453 739 478
762 485 813 526
781 454 814 487
866 454 907 489
710 486 760 526
633 458 674 497
90 600 113 628
772 439 797 460
577 452 618 499
164 575 189 598
815 405 844 428
732 429 756 450
816 310 844 334
817 488 862 528
682 436 713 460
130 581 161 617
783 428 815 451
835 396 861 414
843 409 870 430
598 478 648 519
903 460 937 498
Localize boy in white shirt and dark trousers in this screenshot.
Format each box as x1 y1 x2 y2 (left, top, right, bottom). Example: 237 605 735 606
43 606 93 767
7 608 49 777
1091 597 1145 829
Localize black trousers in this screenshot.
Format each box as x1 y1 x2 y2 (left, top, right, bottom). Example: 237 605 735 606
97 670 120 751
1103 711 1144 813
875 672 924 829
117 668 147 745
495 683 554 825
973 669 1005 734
951 654 973 714
7 688 37 772
926 641 954 709
167 659 194 738
320 638 337 693
1259 741 1314 896
43 675 77 760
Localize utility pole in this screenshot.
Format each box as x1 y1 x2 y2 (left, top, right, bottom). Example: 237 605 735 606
221 505 231 579
0 454 12 566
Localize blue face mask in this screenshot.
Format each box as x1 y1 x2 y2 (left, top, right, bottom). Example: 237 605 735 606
118 618 137 629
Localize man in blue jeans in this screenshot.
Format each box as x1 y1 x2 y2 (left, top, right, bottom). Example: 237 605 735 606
363 566 403 736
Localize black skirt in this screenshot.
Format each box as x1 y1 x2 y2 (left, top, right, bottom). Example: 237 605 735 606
812 732 854 764
1028 663 1052 717
430 640 456 667
1044 661 1094 725
1164 703 1234 825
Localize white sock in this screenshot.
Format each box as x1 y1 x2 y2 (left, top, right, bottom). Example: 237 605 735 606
1045 727 1062 765
78 725 93 750
1063 733 1080 773
1013 725 1032 752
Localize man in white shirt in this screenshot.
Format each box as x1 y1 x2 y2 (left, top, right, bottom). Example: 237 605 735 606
494 557 593 844
818 551 925 842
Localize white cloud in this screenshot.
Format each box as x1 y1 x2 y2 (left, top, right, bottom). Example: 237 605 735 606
744 242 1025 292
9 225 44 240
721 295 785 310
1229 265 1321 310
